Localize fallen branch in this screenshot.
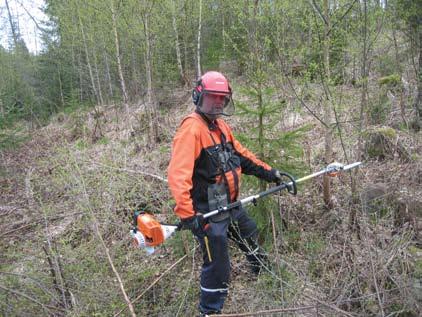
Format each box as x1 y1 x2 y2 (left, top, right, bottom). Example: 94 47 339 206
213 305 317 316
95 220 137 317
309 294 355 317
74 160 137 317
0 205 18 216
370 251 385 317
0 271 59 301
259 262 355 317
0 212 84 238
88 160 167 183
114 252 190 317
25 167 36 209
0 284 66 313
214 285 414 317
176 246 196 316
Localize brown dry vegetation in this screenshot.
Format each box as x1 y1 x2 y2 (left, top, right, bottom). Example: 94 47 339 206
1 78 421 317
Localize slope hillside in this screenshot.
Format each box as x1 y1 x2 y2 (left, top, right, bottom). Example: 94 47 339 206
1 78 421 317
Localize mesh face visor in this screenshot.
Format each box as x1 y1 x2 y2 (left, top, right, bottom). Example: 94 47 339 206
197 90 235 117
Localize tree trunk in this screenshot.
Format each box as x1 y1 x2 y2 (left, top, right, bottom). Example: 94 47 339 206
58 66 65 109
358 0 369 157
222 5 226 58
5 0 18 49
103 45 114 102
171 0 188 86
131 45 140 97
392 26 400 74
111 1 129 111
413 31 422 130
183 4 189 77
196 0 202 78
144 16 153 107
392 18 407 128
78 13 99 105
78 52 84 102
323 0 333 209
70 34 76 95
92 42 104 106
351 0 370 233
258 87 264 160
142 3 158 142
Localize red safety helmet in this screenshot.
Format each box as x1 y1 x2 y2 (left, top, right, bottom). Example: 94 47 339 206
192 71 235 119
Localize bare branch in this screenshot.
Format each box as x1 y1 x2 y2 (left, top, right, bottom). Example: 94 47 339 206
114 252 190 317
327 0 359 37
15 0 48 33
0 284 66 313
88 160 167 183
216 305 318 316
285 75 329 128
0 271 60 301
0 212 84 238
75 161 137 317
309 0 328 26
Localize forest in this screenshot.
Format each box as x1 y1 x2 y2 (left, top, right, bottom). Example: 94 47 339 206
1 0 421 316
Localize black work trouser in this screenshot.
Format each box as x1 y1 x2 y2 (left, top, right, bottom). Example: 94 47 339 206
194 206 266 314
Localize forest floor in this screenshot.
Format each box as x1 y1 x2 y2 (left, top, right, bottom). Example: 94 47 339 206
1 80 422 316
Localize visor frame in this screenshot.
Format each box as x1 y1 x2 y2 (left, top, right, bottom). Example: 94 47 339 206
197 90 235 117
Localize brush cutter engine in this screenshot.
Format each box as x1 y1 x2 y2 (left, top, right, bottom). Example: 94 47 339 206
131 212 178 254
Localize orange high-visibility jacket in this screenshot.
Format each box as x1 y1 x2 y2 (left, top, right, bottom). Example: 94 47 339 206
168 112 277 219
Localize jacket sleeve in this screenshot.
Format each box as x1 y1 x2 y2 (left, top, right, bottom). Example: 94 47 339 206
167 119 201 219
227 126 278 182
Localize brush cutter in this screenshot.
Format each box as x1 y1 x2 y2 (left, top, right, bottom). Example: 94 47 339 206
131 161 362 254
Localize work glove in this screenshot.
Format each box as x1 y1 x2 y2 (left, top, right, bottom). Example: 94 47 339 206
180 214 206 237
271 169 297 195
271 169 283 185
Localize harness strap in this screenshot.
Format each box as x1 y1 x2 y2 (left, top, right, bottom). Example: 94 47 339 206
195 111 240 202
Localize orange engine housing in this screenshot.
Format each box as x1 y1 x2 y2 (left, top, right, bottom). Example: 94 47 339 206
136 213 165 246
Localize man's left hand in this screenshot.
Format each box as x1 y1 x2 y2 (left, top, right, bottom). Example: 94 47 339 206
272 169 297 195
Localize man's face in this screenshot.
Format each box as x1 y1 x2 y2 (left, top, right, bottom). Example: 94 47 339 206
201 93 226 116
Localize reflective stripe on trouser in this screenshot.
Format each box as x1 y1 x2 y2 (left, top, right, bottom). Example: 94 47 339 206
196 206 260 314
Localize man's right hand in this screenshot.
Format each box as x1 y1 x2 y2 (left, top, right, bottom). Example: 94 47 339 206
271 169 283 185
181 214 206 236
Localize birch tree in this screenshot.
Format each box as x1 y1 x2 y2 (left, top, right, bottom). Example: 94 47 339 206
77 7 100 105
110 0 129 111
196 0 202 78
393 0 422 130
322 0 333 209
171 0 188 86
139 0 159 142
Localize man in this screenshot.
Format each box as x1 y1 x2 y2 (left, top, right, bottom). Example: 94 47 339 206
167 71 282 316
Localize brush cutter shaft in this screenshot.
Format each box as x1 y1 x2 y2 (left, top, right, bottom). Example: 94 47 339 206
203 162 362 219
342 161 362 171
131 162 362 252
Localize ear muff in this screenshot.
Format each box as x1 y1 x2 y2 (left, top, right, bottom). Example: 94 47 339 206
192 88 200 106
192 79 202 106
